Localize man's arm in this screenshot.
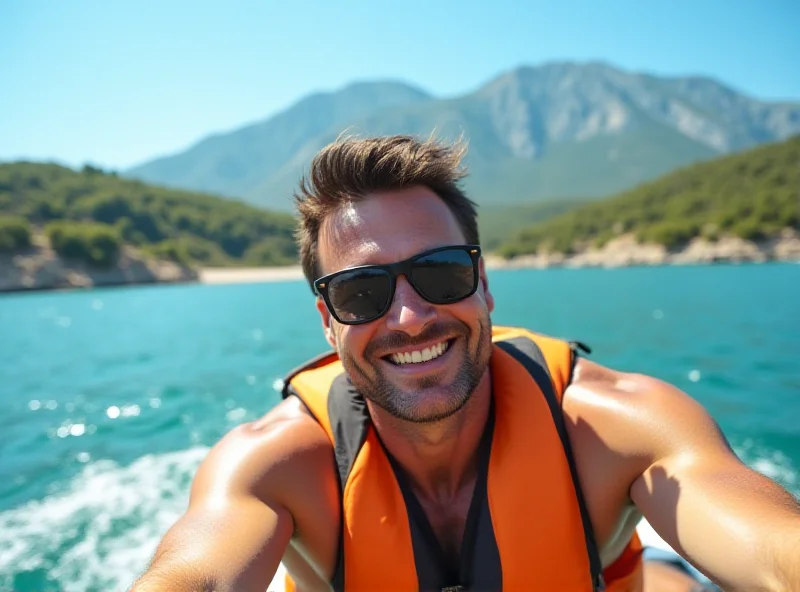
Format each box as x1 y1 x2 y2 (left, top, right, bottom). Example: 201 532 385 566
131 493 292 592
130 409 330 592
626 373 800 591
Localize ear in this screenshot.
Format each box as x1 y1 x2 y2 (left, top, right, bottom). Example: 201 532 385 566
478 257 495 313
316 297 337 349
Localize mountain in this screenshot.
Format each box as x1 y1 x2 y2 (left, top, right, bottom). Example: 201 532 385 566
128 81 432 201
495 134 800 257
127 63 800 210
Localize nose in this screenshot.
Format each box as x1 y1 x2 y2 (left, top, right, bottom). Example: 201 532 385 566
384 275 436 336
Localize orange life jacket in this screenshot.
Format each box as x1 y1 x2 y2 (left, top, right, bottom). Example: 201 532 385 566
281 326 642 591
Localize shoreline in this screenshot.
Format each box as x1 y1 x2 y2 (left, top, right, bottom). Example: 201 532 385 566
199 232 800 286
199 255 799 288
0 243 197 294
3 232 798 293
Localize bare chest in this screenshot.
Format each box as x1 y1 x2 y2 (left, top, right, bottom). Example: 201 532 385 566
416 485 476 566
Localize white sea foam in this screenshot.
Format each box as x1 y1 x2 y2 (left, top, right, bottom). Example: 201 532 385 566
226 407 247 422
734 440 798 488
0 447 209 592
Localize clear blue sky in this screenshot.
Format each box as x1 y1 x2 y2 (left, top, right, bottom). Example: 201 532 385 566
2 0 798 169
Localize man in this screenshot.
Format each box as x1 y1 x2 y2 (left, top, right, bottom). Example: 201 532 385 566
132 136 800 592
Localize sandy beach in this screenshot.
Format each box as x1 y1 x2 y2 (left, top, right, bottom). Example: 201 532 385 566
198 265 305 284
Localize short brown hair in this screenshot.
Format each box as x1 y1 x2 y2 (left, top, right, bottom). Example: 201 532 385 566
294 135 480 290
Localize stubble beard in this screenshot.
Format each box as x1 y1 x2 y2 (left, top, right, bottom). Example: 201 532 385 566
340 313 493 423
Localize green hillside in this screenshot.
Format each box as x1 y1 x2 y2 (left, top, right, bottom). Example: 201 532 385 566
496 136 800 257
478 199 588 250
0 162 298 267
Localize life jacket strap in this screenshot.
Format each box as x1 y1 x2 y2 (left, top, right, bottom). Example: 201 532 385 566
496 338 604 592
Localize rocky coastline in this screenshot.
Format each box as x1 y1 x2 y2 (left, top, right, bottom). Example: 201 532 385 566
0 242 197 293
485 230 800 269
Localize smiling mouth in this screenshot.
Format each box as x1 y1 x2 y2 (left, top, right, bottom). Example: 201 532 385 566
385 339 452 366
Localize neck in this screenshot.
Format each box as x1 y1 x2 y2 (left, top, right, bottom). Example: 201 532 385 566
367 371 492 501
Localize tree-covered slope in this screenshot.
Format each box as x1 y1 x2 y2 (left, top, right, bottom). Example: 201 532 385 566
496 135 800 256
0 162 298 267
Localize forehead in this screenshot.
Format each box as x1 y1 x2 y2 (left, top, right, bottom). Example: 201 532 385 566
318 186 467 275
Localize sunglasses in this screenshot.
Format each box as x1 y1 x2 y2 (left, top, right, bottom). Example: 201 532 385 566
314 245 482 325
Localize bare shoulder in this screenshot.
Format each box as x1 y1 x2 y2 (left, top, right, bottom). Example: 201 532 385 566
564 358 727 454
562 356 728 462
191 396 334 509
560 355 744 501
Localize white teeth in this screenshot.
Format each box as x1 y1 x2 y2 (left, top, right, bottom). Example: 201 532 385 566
389 341 450 365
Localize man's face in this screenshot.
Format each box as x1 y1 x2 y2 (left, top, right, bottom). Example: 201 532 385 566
315 186 495 423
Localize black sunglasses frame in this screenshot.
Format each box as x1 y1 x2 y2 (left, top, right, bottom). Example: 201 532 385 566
314 244 482 325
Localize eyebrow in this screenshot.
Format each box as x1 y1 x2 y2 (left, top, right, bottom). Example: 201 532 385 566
321 241 383 274
332 243 461 273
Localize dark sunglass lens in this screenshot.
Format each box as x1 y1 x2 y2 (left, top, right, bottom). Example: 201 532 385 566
327 268 392 323
410 248 477 304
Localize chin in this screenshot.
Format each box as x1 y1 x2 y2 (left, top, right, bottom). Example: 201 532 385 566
377 384 475 424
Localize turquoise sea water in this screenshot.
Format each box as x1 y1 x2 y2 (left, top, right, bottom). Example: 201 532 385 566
0 264 798 592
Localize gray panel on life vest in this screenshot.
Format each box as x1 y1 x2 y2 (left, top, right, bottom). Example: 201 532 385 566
467 483 503 590
407 511 443 591
327 373 370 488
326 372 370 592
